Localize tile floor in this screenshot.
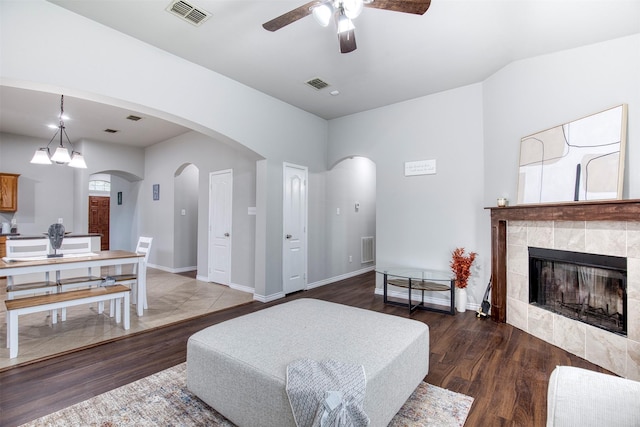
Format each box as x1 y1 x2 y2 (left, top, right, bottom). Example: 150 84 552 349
0 267 254 369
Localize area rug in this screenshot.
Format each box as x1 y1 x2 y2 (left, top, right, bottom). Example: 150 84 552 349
21 363 474 426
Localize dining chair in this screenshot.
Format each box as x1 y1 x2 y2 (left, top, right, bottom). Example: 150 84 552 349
107 236 153 311
4 238 55 299
55 237 102 291
4 238 59 346
54 237 103 321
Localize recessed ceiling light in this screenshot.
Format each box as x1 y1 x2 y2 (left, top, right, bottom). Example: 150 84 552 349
330 90 340 96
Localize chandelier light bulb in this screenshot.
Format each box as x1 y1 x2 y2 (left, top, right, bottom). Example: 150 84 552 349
30 95 87 168
68 152 88 169
51 146 72 164
30 148 52 164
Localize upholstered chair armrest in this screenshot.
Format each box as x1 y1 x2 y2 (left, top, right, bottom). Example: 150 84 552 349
547 366 640 427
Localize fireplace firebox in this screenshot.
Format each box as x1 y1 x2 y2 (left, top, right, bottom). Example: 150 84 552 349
528 247 627 336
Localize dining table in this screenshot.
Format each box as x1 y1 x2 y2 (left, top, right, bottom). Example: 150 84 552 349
0 250 147 316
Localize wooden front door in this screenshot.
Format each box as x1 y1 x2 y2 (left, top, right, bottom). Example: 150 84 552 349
89 196 110 250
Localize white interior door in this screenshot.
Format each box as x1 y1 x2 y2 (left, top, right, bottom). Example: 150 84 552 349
283 163 307 294
208 170 232 285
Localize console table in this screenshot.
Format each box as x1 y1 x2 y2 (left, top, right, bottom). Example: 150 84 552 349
376 267 455 315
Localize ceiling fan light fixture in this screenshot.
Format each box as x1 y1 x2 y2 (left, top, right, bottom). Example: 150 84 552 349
336 12 355 34
342 0 364 19
311 3 333 27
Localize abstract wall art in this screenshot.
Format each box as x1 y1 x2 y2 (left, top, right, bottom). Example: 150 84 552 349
517 105 627 204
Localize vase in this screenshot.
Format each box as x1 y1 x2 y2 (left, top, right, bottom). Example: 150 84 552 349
456 287 467 312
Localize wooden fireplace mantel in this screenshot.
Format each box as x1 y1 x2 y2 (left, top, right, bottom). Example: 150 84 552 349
486 199 640 323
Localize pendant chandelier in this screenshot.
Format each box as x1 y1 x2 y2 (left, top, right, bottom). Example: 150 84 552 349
30 95 87 168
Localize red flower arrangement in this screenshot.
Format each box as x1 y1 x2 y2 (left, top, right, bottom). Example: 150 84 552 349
450 247 477 289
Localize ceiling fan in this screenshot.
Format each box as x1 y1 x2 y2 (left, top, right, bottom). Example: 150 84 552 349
262 0 431 54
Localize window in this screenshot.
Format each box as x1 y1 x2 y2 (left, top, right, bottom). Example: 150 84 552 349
89 180 111 192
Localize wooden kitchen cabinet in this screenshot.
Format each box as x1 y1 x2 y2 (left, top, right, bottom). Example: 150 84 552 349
0 235 7 258
0 173 19 212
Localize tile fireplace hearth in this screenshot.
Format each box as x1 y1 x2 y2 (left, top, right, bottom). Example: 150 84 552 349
488 200 640 379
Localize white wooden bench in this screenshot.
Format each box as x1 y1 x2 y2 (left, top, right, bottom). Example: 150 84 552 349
5 285 131 359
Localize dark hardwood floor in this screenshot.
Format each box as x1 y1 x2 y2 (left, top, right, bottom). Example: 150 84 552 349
0 271 611 427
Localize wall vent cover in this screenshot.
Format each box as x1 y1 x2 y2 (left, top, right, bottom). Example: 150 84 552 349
166 0 211 26
305 78 330 90
361 236 375 263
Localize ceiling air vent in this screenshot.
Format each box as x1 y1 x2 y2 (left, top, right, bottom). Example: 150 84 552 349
104 129 119 134
305 78 330 91
126 115 142 121
166 0 211 26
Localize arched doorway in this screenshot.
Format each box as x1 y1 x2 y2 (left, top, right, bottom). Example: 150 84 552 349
88 171 142 252
326 156 376 276
88 174 111 250
174 163 199 272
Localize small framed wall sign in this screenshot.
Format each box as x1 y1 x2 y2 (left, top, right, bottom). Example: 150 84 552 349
153 184 160 201
405 159 437 176
117 191 123 205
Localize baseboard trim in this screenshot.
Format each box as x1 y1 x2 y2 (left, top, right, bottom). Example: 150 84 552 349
306 266 375 290
147 264 196 274
253 292 285 303
229 282 254 294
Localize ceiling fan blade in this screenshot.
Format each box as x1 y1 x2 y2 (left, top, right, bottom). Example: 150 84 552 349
262 1 324 32
365 0 431 15
338 29 357 54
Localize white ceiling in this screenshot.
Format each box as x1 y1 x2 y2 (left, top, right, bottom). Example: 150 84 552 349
1 0 639 147
0 87 191 148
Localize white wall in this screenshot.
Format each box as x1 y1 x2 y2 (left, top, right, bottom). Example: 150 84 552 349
173 164 199 270
0 133 77 234
110 174 139 251
0 0 328 299
483 34 640 204
4 1 638 305
324 157 376 278
143 131 260 289
76 140 145 238
328 34 640 308
329 84 487 306
0 133 146 239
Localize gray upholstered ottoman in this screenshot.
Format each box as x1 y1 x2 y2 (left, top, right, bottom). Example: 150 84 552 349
186 298 430 427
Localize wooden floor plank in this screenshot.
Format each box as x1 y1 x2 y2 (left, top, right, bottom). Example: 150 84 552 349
0 271 611 427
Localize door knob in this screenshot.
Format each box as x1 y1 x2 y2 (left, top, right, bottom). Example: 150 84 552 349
224 232 230 237
286 234 292 239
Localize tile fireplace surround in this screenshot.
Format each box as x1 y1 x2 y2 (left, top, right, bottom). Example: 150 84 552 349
489 200 640 380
